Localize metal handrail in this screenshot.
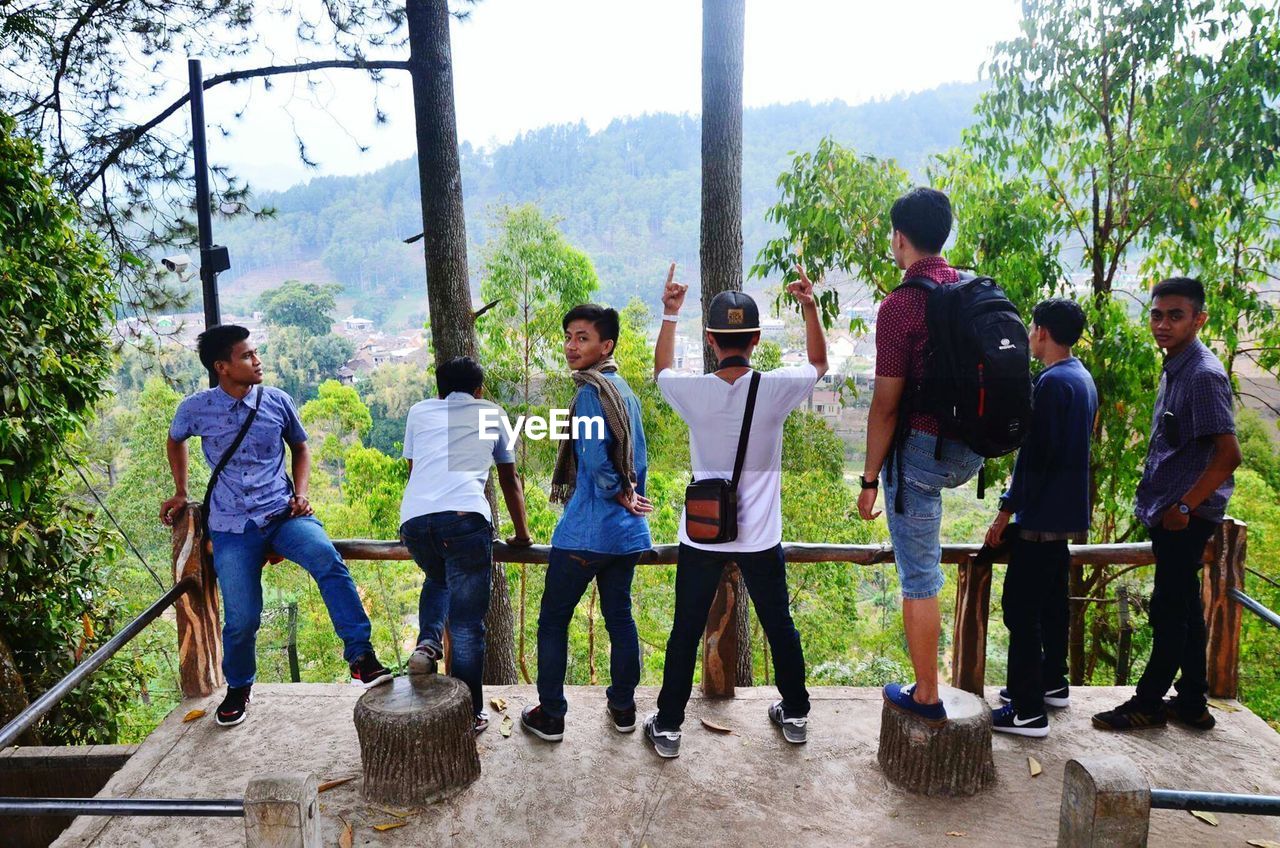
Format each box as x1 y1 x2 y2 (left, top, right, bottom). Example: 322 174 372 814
0 577 194 749
1151 788 1280 816
0 797 244 817
1230 587 1280 631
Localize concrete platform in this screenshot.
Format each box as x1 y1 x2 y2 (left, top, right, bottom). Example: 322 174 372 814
54 685 1280 847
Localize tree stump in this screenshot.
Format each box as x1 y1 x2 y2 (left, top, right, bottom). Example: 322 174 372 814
877 685 996 796
353 674 479 806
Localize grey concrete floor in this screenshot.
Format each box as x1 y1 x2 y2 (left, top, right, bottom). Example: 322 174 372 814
54 684 1280 847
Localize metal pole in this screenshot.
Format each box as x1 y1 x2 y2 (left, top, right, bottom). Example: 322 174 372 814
0 797 244 817
0 579 193 749
1151 788 1280 816
188 58 227 389
1231 587 1280 631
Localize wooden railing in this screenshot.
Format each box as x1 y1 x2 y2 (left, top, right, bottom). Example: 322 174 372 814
170 506 1248 702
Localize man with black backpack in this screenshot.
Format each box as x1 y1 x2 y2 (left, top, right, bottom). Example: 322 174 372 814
858 188 1032 725
161 325 391 728
643 264 826 758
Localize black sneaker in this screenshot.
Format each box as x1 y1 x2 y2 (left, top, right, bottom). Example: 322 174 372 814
350 652 393 689
1164 697 1216 730
215 685 252 727
999 683 1070 709
991 703 1049 738
407 639 443 675
642 712 680 758
1092 696 1167 731
608 703 637 733
474 710 490 735
767 701 808 744
521 704 565 741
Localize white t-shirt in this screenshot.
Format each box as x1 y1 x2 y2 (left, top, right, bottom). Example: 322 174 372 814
399 392 516 527
658 363 819 552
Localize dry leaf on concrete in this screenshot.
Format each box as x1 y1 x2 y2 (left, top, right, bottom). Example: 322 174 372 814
339 819 353 848
490 697 508 713
946 831 966 837
370 804 414 819
1028 756 1042 777
500 714 513 738
318 776 356 792
1206 698 1241 713
1246 840 1280 848
700 718 733 734
1189 810 1219 826
181 709 205 722
373 821 408 832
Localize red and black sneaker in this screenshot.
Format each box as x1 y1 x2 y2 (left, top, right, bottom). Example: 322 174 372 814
350 652 393 689
216 685 252 727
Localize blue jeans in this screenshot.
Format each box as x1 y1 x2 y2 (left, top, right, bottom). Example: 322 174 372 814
882 430 983 600
536 548 641 718
400 511 493 716
210 515 373 688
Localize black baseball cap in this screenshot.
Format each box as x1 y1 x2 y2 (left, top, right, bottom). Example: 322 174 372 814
707 291 760 333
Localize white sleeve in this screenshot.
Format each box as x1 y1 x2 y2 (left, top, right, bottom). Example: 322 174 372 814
488 403 516 464
764 363 819 413
656 369 698 418
401 408 415 459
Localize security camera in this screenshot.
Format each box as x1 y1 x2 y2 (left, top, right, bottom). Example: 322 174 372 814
161 254 191 274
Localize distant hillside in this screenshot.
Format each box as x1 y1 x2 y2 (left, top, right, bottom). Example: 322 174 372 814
217 82 984 324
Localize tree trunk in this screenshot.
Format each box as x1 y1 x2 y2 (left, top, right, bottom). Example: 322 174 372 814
700 0 751 684
408 0 517 685
877 686 996 796
0 629 40 745
354 674 480 806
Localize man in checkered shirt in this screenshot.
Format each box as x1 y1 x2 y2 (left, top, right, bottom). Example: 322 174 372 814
1093 277 1241 733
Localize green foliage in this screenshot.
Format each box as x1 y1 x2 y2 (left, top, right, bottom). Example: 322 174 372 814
301 380 373 481
0 112 131 742
261 326 355 403
359 363 434 455
257 281 343 336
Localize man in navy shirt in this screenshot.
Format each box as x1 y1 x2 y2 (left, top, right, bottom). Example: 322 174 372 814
1094 277 1241 732
162 325 390 727
985 299 1097 738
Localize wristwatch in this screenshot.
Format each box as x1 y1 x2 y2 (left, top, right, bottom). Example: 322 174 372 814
860 475 879 490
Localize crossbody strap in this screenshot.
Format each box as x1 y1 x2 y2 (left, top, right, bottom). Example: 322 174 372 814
202 386 263 529
729 371 762 490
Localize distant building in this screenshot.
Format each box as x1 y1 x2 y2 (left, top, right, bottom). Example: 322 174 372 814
343 316 374 333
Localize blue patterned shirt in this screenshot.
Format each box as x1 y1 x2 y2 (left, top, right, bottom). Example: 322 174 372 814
1134 339 1235 528
169 385 308 533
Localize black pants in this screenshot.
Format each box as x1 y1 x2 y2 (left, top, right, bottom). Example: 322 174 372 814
655 543 809 729
1135 517 1216 711
1002 536 1070 716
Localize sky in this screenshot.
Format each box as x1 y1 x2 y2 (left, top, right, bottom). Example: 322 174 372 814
185 0 1025 192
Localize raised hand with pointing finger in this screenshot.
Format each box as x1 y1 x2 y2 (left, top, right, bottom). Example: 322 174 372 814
787 265 817 307
661 262 688 315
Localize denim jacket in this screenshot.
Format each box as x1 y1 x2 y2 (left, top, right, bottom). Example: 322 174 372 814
550 372 651 554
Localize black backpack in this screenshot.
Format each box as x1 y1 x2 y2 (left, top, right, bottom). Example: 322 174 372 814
890 273 1033 510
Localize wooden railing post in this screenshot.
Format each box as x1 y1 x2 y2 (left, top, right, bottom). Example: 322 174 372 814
701 564 743 698
1203 516 1246 699
172 503 223 699
951 554 991 696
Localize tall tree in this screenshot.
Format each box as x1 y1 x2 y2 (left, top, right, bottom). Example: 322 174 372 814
700 0 751 686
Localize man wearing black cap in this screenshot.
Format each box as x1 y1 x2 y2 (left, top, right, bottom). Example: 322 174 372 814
642 263 828 758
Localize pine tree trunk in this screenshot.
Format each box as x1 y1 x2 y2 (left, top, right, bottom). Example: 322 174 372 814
408 0 517 686
354 674 479 806
877 686 996 796
701 0 751 685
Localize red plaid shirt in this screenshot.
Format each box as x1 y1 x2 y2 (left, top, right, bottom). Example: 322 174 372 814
874 256 960 436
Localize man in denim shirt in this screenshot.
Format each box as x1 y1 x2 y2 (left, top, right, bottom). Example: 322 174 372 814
400 356 532 734
1094 277 1241 732
161 325 391 728
521 305 653 742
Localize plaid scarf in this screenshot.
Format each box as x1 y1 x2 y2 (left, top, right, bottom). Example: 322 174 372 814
550 356 636 504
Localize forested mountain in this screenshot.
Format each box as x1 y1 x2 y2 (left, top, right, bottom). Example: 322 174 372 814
218 82 983 322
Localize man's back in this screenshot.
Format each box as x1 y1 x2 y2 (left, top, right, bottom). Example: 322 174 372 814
658 363 817 552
